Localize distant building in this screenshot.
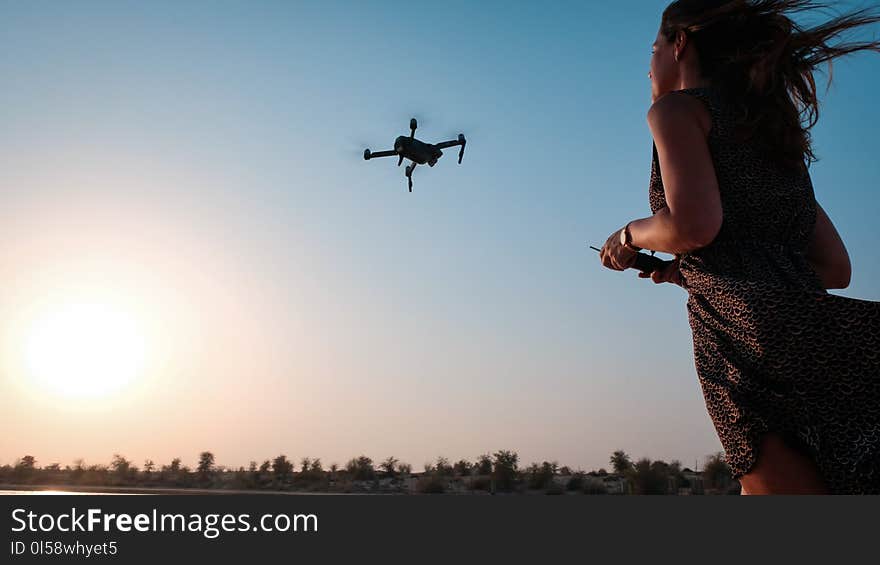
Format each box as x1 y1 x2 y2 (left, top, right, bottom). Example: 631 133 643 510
602 474 630 495
680 469 704 495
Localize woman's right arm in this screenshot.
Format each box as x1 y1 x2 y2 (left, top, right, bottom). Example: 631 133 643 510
806 200 851 289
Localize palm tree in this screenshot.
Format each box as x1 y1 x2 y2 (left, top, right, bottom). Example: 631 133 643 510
143 459 155 482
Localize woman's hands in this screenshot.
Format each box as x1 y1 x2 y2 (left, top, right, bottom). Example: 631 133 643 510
600 226 686 287
599 227 639 271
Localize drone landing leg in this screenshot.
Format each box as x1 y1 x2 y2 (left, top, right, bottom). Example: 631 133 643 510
405 163 416 192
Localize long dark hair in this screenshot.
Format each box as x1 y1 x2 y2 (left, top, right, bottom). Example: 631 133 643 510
661 0 880 171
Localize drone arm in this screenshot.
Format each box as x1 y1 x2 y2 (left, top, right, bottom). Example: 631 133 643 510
433 140 463 149
435 134 466 163
364 149 397 160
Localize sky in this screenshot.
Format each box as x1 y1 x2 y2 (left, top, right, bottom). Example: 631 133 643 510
1 0 878 474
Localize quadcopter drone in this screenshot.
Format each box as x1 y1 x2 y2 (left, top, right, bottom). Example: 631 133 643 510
363 118 466 192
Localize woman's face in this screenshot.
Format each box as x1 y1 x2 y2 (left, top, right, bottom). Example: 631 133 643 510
649 27 678 103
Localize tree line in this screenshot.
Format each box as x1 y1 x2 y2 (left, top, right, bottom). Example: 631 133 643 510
0 449 737 494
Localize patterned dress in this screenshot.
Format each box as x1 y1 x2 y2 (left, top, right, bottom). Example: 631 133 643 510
648 86 880 494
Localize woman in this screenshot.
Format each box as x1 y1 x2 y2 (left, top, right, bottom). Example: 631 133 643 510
599 0 880 494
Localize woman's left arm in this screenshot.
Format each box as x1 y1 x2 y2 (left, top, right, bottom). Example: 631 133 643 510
623 92 723 256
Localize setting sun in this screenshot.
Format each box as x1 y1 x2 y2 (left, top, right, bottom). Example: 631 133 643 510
23 301 147 398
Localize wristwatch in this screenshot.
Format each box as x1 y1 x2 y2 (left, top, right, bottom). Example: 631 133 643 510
620 222 642 252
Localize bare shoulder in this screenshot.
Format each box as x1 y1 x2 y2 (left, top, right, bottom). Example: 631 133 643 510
646 91 711 137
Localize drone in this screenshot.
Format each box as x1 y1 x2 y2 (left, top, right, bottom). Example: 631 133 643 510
363 118 466 192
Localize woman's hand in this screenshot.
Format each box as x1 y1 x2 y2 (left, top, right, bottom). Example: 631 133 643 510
638 256 685 286
600 228 638 271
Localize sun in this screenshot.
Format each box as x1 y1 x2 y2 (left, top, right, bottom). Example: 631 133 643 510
23 301 147 398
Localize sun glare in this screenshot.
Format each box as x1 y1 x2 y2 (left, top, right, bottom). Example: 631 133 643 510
23 302 147 398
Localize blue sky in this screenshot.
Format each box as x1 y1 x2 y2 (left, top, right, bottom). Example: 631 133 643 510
1 0 878 472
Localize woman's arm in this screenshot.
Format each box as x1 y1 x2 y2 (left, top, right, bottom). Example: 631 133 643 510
806 201 851 289
626 92 723 255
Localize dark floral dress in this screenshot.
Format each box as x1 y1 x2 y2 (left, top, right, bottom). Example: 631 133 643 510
648 86 880 493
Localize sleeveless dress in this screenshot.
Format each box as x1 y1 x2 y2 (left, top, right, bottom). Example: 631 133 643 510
648 86 880 494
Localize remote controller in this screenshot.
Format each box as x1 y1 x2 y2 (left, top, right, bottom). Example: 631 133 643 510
589 245 671 275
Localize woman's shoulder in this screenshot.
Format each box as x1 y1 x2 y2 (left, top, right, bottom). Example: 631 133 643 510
647 89 713 139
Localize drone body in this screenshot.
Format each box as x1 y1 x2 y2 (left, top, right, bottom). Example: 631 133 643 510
363 118 466 192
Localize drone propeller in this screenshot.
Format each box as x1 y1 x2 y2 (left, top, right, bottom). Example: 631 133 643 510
401 113 429 129
346 136 377 159
457 133 466 164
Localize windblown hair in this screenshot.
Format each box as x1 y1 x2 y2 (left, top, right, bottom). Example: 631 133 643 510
661 0 880 171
